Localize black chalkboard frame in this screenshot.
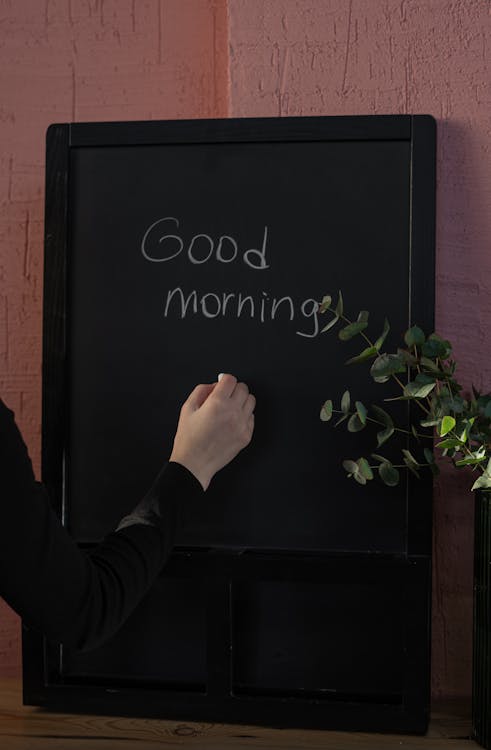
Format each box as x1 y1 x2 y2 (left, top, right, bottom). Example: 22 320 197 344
23 114 436 733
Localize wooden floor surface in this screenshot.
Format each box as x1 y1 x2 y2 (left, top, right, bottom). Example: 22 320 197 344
0 680 476 749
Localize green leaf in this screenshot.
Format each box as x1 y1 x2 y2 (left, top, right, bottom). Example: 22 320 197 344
420 356 441 373
320 400 333 421
397 348 418 366
348 413 366 432
411 425 420 440
374 318 390 351
319 295 332 313
321 315 339 333
455 455 487 467
379 462 400 486
357 310 369 324
435 437 463 450
422 334 452 359
371 404 394 447
377 426 395 447
402 448 420 478
345 346 379 365
472 473 491 491
338 321 369 341
420 418 439 427
423 448 435 464
371 453 388 463
423 447 440 476
404 326 426 347
355 401 367 425
370 353 406 383
404 380 437 398
343 459 367 484
342 459 359 475
335 290 344 318
357 457 373 480
341 390 351 414
370 404 393 427
439 415 456 436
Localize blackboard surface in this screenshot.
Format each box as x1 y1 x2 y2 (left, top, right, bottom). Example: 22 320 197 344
68 138 412 551
24 114 436 733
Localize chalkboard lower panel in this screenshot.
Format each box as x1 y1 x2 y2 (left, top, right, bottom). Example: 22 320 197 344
24 551 430 733
59 576 207 689
231 579 404 701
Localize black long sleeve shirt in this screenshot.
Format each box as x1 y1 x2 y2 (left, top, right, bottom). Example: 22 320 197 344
0 397 204 652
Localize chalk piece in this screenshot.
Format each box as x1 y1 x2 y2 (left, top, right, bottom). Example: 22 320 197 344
218 373 224 382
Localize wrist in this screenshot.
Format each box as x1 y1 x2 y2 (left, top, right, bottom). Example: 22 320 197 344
169 451 212 491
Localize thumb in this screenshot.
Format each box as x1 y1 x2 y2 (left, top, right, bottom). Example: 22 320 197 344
186 383 217 411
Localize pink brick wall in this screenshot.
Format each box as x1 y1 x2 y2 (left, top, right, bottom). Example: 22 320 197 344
0 0 228 679
228 0 491 699
1 0 490 701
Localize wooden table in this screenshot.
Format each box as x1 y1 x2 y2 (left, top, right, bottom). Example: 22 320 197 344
0 680 475 749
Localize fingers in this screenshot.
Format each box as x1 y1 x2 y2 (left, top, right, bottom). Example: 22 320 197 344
214 373 237 398
189 374 255 416
243 392 255 416
186 383 216 410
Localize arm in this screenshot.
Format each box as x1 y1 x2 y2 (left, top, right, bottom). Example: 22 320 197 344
0 398 203 651
0 375 255 652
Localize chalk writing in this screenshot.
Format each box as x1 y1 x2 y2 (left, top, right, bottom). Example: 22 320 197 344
141 217 269 269
141 217 320 338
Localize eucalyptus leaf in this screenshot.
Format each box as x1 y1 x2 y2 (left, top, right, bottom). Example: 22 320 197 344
342 459 359 475
435 437 463 450
341 390 351 414
370 404 393 428
370 353 406 383
379 462 400 486
320 400 333 421
335 290 344 318
348 413 366 432
346 346 379 365
404 326 426 347
422 334 452 359
321 315 339 333
339 321 368 341
472 473 491 491
374 318 390 351
357 457 374 480
319 295 332 313
439 415 456 436
404 380 436 398
371 404 395 447
402 449 420 478
420 356 442 373
455 455 487 467
355 401 367 425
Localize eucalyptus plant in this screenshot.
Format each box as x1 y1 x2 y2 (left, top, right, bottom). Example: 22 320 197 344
319 292 491 491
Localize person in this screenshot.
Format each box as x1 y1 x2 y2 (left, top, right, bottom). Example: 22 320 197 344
0 373 255 652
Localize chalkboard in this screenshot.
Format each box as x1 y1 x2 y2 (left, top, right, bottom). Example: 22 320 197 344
24 114 436 732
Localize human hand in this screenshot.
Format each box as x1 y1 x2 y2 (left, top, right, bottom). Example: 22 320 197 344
169 374 255 490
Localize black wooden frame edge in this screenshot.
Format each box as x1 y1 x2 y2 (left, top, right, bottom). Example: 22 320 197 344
407 114 437 558
67 113 411 146
41 124 70 514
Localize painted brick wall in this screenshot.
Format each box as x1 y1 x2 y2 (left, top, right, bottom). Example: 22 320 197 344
228 0 491 699
0 0 228 679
